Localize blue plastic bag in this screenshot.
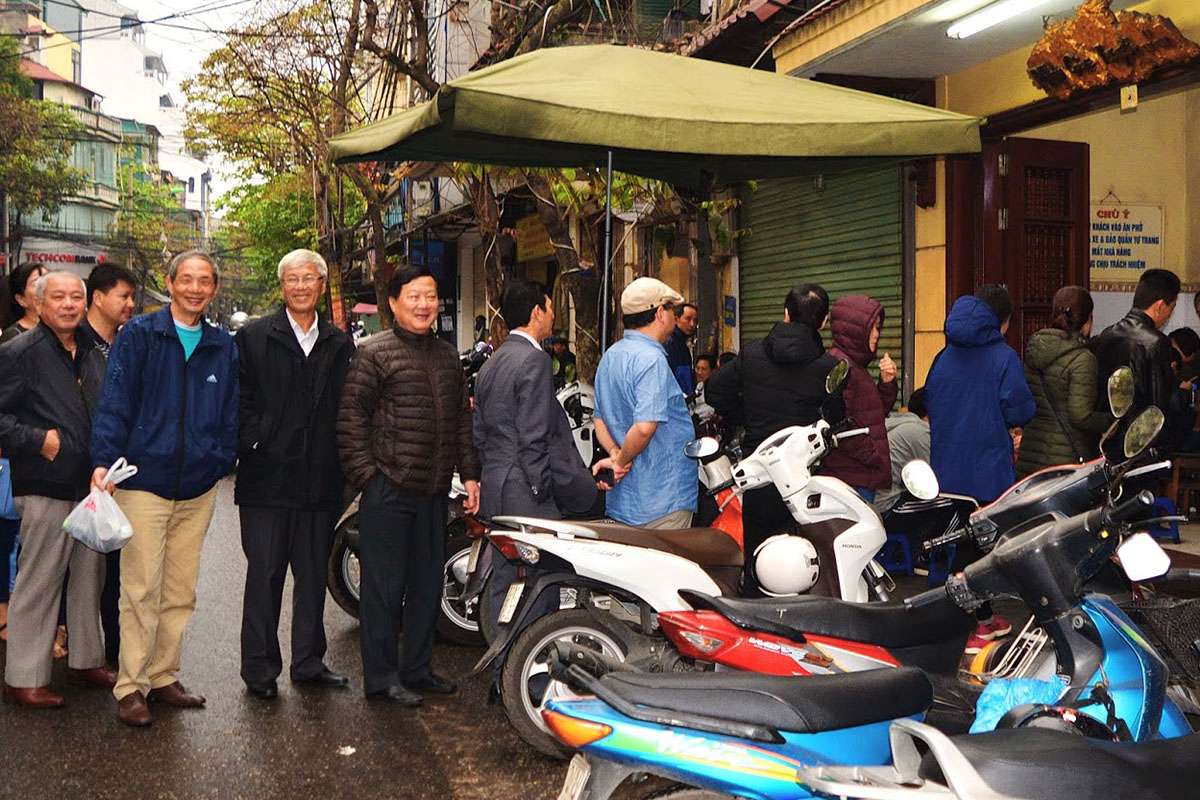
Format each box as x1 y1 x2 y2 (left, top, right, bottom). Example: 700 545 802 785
970 675 1068 733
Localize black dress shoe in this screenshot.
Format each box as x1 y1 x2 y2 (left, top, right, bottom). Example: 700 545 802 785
403 673 458 695
292 667 350 689
245 680 278 699
366 685 423 707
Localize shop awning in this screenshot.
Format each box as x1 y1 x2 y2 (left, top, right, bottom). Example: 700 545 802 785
330 44 983 186
351 302 378 314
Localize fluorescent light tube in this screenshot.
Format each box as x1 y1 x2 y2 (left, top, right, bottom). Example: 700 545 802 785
946 0 1055 39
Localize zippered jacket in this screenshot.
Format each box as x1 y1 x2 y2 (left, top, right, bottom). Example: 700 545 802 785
91 306 239 500
927 297 1036 503
0 324 105 500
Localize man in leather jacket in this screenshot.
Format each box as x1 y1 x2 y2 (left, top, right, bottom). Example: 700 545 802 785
1091 268 1181 450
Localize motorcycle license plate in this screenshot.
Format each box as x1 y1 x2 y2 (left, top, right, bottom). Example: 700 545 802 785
467 539 483 574
558 755 591 800
498 580 525 624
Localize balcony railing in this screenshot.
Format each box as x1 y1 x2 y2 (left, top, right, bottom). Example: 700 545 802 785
71 182 121 206
68 106 123 139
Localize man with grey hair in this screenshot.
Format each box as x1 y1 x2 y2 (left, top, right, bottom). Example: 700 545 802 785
91 250 239 727
0 270 112 708
234 248 354 699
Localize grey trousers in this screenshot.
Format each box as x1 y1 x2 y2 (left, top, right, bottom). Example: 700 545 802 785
642 509 694 530
4 495 104 687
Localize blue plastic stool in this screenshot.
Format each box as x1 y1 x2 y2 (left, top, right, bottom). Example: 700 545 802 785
1150 497 1182 545
878 532 914 577
927 543 957 587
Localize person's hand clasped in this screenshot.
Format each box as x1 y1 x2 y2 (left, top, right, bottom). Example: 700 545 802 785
464 480 480 515
879 352 897 384
592 456 629 491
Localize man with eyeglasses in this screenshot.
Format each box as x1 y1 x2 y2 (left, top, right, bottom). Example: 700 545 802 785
90 250 239 727
233 250 354 700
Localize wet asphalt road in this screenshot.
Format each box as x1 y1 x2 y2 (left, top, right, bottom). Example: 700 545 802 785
0 479 574 800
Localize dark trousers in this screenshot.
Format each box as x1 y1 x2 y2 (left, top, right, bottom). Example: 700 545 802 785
238 506 336 684
101 549 120 664
357 476 445 694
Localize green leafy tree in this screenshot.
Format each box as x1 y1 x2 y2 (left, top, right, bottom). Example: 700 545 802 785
0 37 87 224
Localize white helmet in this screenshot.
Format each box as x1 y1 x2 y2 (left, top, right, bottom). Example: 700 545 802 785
753 535 820 596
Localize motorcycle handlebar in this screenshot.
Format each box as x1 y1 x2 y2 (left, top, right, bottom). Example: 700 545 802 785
1102 490 1156 528
833 427 870 442
923 528 967 551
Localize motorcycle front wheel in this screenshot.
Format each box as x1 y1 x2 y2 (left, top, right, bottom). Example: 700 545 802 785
501 608 628 760
325 513 484 647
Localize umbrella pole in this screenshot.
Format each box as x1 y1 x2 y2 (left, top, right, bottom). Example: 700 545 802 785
600 150 613 353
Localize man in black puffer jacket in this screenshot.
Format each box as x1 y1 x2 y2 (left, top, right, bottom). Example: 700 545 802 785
706 283 841 594
337 264 480 707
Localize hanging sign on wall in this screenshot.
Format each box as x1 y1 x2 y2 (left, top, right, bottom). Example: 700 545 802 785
1089 203 1163 287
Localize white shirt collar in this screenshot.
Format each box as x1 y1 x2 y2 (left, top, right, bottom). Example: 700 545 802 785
286 308 319 356
510 329 542 350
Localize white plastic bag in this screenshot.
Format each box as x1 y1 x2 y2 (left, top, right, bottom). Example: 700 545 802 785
64 458 138 553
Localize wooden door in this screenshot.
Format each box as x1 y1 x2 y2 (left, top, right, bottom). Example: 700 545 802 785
980 137 1090 354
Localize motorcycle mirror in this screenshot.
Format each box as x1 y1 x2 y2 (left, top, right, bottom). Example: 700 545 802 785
1117 532 1171 582
901 460 940 500
1123 406 1165 458
684 437 721 460
1107 367 1135 418
825 360 850 394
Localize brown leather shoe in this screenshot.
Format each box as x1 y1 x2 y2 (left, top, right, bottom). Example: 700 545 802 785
67 666 118 689
147 682 205 708
2 684 65 709
116 692 152 727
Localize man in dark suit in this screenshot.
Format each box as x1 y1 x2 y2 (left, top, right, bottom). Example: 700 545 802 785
473 280 604 644
474 280 597 520
234 249 355 700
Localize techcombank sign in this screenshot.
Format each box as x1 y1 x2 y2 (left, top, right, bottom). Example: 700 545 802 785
20 237 109 276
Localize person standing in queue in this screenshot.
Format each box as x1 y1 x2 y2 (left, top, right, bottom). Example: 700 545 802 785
337 264 480 707
78 264 138 670
91 250 239 727
235 250 355 700
820 295 897 503
705 283 841 595
0 270 112 708
926 284 1035 652
473 280 606 648
1 262 48 343
593 278 694 529
665 302 698 394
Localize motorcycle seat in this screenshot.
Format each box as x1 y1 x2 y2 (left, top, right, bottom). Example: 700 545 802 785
598 666 931 735
920 728 1200 800
571 521 743 568
679 590 973 650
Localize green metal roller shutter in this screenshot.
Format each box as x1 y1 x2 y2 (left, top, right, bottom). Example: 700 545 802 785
738 166 904 382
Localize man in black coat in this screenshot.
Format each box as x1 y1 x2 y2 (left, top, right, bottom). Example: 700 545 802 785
235 249 355 699
706 283 840 595
1091 268 1182 451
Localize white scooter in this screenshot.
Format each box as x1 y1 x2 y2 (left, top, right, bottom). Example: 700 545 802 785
473 362 895 757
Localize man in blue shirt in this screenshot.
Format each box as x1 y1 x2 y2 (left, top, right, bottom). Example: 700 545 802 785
594 278 697 529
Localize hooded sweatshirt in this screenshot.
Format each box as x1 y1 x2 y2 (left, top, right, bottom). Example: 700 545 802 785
926 296 1036 503
877 411 930 507
706 320 840 453
822 295 897 490
1015 328 1112 476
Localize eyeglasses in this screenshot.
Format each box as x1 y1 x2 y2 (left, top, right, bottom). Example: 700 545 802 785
283 274 322 287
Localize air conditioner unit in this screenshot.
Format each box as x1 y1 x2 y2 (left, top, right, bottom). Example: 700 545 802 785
412 180 433 217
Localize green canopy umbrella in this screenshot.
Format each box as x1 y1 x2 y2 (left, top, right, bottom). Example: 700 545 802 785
331 44 983 345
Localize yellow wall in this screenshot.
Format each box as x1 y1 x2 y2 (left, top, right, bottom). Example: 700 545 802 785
774 0 929 76
22 14 79 85
1021 87 1200 286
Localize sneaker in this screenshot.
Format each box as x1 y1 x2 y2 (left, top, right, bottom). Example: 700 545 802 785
964 634 990 655
975 615 1013 641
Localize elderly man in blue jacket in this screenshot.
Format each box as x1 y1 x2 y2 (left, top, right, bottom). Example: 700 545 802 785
926 284 1035 652
90 250 238 727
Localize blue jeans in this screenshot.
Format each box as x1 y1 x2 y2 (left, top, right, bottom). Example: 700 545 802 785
0 518 18 602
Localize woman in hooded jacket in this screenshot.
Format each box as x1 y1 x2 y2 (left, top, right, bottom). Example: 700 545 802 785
1016 286 1113 476
821 295 898 501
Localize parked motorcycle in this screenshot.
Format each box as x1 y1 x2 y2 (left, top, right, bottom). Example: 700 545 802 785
543 414 1189 800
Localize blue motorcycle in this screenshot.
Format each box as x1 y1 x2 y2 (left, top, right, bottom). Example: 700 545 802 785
544 474 1192 800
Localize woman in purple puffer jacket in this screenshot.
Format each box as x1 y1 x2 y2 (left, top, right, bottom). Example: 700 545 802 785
820 295 898 501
